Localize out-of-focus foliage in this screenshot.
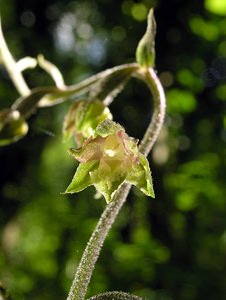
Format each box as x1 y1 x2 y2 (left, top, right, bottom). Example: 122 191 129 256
0 1 226 300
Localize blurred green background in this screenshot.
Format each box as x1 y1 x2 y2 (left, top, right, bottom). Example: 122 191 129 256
0 0 226 299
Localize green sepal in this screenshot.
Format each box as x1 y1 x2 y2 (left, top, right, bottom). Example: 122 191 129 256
91 168 127 203
135 9 156 68
126 153 155 198
65 160 98 194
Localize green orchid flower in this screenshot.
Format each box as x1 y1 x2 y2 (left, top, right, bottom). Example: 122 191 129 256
63 99 112 147
65 119 155 203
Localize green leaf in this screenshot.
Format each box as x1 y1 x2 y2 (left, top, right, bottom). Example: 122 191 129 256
127 153 155 198
65 161 98 193
135 8 156 68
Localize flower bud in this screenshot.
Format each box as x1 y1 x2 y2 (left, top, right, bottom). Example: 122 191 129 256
0 109 28 146
63 100 112 147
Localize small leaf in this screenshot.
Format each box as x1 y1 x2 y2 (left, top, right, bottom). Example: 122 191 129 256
65 160 98 193
135 8 156 68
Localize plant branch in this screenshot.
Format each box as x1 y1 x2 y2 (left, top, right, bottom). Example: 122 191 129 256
66 66 166 300
12 63 139 118
0 17 30 96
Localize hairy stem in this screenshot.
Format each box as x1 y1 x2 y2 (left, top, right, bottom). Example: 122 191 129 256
67 67 166 300
136 68 166 156
67 183 131 300
87 291 143 300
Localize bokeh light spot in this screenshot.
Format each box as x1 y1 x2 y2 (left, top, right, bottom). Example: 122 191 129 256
167 89 197 114
205 0 226 15
131 3 147 22
111 26 126 41
159 71 174 87
20 10 36 27
216 84 226 101
175 193 197 211
122 0 133 15
189 17 219 41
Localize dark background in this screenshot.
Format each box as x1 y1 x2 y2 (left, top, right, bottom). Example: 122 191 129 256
0 0 226 299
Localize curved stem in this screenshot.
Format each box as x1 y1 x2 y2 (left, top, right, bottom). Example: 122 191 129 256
67 67 166 300
12 63 139 118
136 68 166 156
0 17 30 96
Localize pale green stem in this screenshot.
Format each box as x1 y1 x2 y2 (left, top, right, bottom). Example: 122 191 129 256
67 67 166 300
0 17 30 96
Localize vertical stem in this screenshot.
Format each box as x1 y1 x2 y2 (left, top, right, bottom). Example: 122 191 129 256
0 17 30 96
67 67 166 300
67 184 131 300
